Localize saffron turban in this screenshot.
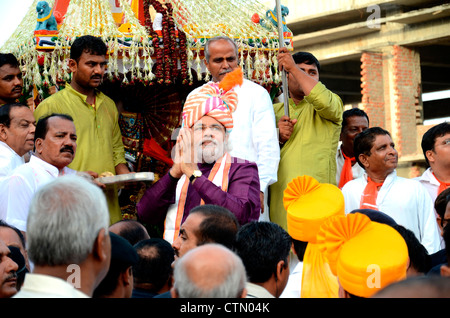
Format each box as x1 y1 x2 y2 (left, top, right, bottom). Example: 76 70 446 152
283 175 345 298
317 213 408 298
182 68 243 131
283 175 345 243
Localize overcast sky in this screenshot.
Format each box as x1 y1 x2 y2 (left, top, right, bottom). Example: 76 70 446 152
0 0 35 47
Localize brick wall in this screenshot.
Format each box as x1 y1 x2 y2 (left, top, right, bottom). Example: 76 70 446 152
391 45 422 156
360 52 385 128
360 46 422 157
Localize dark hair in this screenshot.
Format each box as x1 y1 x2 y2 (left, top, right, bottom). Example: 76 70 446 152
189 204 240 250
292 239 307 262
93 233 138 298
0 53 19 68
35 113 74 141
341 108 369 132
353 127 391 168
392 224 431 274
350 209 397 227
444 223 450 265
133 238 174 293
0 220 26 249
234 221 292 284
434 188 450 224
292 51 320 72
110 220 149 246
0 103 30 127
70 35 107 62
421 122 450 166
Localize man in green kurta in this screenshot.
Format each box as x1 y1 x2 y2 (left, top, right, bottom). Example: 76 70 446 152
34 35 129 224
269 48 343 229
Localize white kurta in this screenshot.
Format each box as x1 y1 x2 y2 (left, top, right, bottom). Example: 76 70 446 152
341 170 442 254
187 79 280 193
5 155 76 232
335 145 365 185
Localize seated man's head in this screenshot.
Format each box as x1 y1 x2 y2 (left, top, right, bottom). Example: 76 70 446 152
172 205 239 261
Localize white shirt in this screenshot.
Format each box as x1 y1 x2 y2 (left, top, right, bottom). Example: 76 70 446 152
280 261 303 298
13 273 89 298
0 141 26 220
335 145 365 186
341 170 442 254
415 167 441 208
0 141 25 178
5 155 76 232
187 79 280 193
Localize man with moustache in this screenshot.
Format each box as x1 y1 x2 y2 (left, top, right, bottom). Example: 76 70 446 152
341 127 441 254
0 53 23 106
137 73 260 244
0 238 18 298
5 114 78 235
33 35 129 224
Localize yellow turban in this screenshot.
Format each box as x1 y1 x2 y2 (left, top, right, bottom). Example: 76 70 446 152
182 68 243 131
283 175 345 298
317 213 408 298
284 175 345 243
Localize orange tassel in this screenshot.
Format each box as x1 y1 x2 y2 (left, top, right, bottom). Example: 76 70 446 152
218 68 243 92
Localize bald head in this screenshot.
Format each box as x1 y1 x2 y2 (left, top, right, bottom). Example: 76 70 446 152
171 244 246 298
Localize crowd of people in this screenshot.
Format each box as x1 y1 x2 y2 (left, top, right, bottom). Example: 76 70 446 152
0 34 449 299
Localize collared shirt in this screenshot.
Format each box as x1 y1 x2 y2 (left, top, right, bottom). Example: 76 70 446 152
245 282 274 298
5 155 76 232
186 79 280 193
415 167 441 208
335 144 365 185
13 273 89 298
342 170 442 254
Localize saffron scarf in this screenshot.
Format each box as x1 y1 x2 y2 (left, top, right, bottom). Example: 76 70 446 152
164 153 231 243
338 150 356 189
359 177 384 210
432 172 450 195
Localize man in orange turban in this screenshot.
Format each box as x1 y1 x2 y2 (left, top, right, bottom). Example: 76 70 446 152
137 69 261 244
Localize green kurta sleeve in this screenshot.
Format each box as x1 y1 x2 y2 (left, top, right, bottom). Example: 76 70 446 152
270 82 343 229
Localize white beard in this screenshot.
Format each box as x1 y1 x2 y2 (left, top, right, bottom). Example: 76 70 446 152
196 140 226 164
